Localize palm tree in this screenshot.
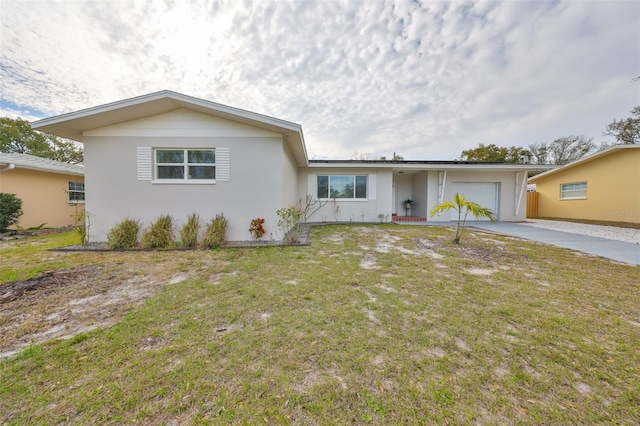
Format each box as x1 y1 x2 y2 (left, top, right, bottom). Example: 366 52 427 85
429 192 497 244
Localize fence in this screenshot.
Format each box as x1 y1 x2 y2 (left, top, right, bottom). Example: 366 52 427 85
526 191 539 218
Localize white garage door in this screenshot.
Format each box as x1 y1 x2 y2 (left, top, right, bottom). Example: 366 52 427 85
449 183 498 221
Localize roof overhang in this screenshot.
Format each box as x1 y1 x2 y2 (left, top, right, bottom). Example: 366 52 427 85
528 145 640 182
0 153 84 176
32 90 309 166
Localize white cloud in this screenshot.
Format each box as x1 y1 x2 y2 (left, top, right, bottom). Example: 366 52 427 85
1 0 638 159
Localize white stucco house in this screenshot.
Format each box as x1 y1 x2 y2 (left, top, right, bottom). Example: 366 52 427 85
33 91 553 242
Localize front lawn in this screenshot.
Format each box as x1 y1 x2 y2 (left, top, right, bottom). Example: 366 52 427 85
1 225 638 424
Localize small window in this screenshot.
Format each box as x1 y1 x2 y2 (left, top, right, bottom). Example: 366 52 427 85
560 182 587 199
68 181 85 203
317 175 368 199
155 149 216 181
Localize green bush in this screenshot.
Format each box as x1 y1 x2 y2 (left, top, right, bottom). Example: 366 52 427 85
107 218 140 250
141 214 175 249
0 193 23 232
180 213 200 248
202 214 228 249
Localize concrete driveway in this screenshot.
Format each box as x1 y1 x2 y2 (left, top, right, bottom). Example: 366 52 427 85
423 221 640 266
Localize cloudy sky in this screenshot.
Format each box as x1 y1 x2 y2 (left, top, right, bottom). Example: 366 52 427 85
1 0 638 160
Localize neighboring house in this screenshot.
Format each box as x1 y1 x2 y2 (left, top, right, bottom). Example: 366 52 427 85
528 145 640 224
32 91 553 242
0 153 85 229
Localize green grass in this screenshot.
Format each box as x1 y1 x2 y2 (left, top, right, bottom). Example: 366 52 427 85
0 231 80 283
1 225 639 424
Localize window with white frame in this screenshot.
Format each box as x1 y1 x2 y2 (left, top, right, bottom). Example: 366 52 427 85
317 175 367 199
68 181 85 203
155 149 216 181
560 181 587 199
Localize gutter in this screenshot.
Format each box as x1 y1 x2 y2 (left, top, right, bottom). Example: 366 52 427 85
0 163 16 173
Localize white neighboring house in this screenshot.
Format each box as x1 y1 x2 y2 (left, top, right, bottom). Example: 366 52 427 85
33 91 553 242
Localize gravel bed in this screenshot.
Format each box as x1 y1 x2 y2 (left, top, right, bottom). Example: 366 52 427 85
522 219 640 244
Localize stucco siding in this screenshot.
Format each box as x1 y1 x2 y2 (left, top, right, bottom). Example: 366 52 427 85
298 168 393 223
83 110 289 242
84 108 281 138
0 168 83 228
281 141 298 209
534 149 640 223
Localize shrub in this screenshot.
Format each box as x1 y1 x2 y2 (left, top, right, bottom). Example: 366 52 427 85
277 206 303 243
108 218 140 249
72 208 91 244
180 213 200 248
0 193 23 232
202 214 228 248
141 214 175 249
249 217 266 240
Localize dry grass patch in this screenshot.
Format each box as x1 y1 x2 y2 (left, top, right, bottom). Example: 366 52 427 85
1 225 639 424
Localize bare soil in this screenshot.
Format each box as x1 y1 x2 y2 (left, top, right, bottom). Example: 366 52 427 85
0 226 522 360
0 261 189 359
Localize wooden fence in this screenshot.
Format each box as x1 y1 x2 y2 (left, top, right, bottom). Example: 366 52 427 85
526 191 539 218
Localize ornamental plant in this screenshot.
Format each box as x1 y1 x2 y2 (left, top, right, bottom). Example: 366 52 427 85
107 218 140 249
249 217 266 240
0 193 23 232
202 214 228 249
276 206 303 243
141 214 175 249
180 213 200 248
430 192 496 244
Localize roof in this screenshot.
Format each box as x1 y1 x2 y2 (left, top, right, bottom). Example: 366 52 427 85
309 159 556 172
528 144 640 182
32 90 308 166
0 152 84 176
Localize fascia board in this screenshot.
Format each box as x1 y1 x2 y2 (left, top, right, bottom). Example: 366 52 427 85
528 145 639 182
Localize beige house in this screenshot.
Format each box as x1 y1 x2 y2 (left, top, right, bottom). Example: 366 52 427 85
528 145 640 224
0 153 84 229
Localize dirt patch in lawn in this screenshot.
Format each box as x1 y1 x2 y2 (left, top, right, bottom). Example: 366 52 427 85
0 262 194 359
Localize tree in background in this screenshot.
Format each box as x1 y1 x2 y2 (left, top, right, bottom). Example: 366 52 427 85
460 144 530 163
603 106 640 145
526 142 548 164
379 152 404 161
351 151 373 160
545 135 596 165
527 136 596 165
0 117 83 164
0 193 23 232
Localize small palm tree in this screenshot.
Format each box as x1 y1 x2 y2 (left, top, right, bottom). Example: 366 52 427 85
430 192 496 244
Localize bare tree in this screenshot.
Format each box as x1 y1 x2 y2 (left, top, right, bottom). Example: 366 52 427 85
352 151 373 160
603 106 640 145
526 142 548 164
547 135 596 165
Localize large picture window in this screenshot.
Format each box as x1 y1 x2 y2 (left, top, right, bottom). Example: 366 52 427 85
155 149 216 181
68 181 85 203
560 182 587 199
317 175 367 199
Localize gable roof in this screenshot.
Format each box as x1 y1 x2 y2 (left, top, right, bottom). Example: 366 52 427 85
32 90 309 166
0 152 84 176
528 145 640 182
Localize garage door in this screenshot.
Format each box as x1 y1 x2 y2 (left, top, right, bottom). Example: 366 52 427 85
449 183 498 221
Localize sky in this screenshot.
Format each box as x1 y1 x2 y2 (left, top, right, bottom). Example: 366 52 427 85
1 0 638 160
